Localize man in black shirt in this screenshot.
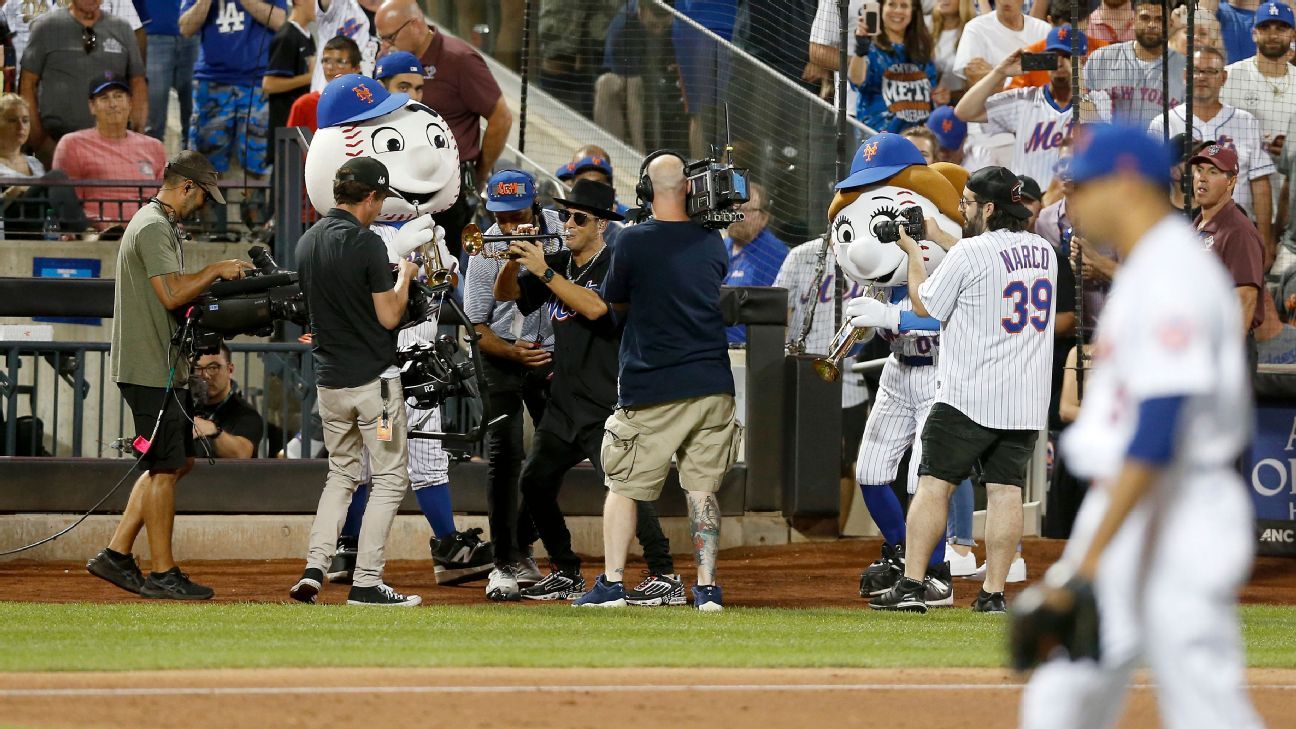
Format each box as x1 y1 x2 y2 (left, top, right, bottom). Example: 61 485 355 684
192 341 263 458
493 179 679 604
262 0 316 132
289 156 423 607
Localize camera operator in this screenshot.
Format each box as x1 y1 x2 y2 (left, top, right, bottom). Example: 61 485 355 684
573 153 741 611
191 341 264 459
87 151 251 600
288 156 422 608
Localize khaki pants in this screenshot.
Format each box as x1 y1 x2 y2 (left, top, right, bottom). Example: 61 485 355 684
306 375 409 588
602 393 741 501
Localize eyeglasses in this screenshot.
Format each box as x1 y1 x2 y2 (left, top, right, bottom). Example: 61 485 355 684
82 26 96 54
1192 68 1224 77
958 197 978 211
557 209 593 226
379 18 414 45
193 363 228 376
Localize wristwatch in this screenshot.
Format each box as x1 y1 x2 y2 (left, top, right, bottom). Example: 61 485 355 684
541 267 556 283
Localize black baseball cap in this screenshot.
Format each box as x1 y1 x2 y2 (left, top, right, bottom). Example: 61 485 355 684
88 70 129 99
335 157 394 196
967 166 1033 220
1016 175 1043 202
166 150 225 205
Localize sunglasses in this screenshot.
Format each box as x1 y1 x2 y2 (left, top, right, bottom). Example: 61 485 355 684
83 26 96 54
557 209 595 226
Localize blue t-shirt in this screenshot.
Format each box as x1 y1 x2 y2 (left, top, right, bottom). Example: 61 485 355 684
723 227 788 344
1218 2 1258 64
601 219 735 408
141 0 179 36
182 0 286 87
852 41 937 133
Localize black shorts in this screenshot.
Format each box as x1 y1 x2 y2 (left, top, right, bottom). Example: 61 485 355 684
119 383 195 472
918 403 1038 488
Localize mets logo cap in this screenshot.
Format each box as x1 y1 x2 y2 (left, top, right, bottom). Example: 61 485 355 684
1255 1 1295 28
486 169 537 212
926 105 967 151
1067 124 1172 186
374 51 423 81
317 74 409 128
1045 24 1088 56
835 132 928 190
555 154 615 182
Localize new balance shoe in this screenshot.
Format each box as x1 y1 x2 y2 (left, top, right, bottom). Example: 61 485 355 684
520 569 586 601
289 568 324 604
431 528 495 585
485 565 521 602
859 542 904 597
625 572 687 606
326 537 357 584
516 557 543 586
924 562 954 608
971 589 1007 614
692 584 724 612
86 548 145 595
945 543 979 578
869 576 927 613
970 555 1027 583
347 583 422 606
572 575 627 607
139 567 214 600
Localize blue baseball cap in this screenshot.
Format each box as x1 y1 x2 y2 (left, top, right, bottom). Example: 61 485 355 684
926 106 967 151
88 70 129 98
1045 25 1088 56
317 74 409 128
555 154 615 182
835 133 928 189
374 51 423 81
1067 124 1172 187
1255 1 1295 28
485 169 537 212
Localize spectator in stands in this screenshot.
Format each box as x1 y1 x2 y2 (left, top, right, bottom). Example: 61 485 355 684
931 0 976 95
673 1 738 158
1083 0 1185 126
1169 5 1224 55
373 49 422 96
286 35 361 132
1018 174 1043 228
0 93 89 237
1222 3 1296 166
141 0 201 143
52 71 166 230
593 0 677 151
1201 0 1263 64
1087 0 1135 43
0 94 44 210
927 103 967 163
810 0 863 112
902 125 940 162
849 0 944 133
375 0 512 257
1192 143 1266 333
1150 45 1276 263
723 181 787 344
555 144 631 220
263 0 316 133
310 0 377 90
952 0 1050 87
1007 5 1112 91
6 0 144 80
1255 287 1296 364
192 342 264 459
21 0 145 160
536 0 621 119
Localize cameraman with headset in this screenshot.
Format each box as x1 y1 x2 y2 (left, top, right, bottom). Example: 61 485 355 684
88 151 251 600
573 152 741 611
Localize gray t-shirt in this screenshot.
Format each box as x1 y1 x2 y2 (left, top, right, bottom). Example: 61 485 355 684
111 203 187 388
1082 41 1185 127
462 207 560 349
22 8 143 136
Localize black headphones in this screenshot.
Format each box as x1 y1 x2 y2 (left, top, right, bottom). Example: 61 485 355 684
635 150 688 206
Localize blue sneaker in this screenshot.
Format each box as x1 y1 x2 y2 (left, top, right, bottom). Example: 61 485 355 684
692 584 724 612
572 575 627 608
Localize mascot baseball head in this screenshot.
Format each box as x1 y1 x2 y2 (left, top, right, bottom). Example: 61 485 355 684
829 133 964 287
306 74 460 222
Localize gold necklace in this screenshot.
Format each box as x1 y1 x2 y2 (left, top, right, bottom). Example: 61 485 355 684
1259 60 1291 97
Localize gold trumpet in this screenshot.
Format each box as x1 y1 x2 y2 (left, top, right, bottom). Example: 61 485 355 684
462 223 564 260
418 237 454 288
812 322 873 383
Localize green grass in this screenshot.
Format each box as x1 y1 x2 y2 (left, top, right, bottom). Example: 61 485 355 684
2 603 1295 673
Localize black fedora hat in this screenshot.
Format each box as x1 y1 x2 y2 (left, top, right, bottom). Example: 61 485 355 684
553 179 624 222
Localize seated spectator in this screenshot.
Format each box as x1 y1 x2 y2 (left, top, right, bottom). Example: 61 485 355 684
286 34 361 132
20 0 145 160
263 0 317 133
0 93 90 237
952 0 1050 87
849 0 944 133
901 125 940 163
373 50 423 96
192 342 264 459
1256 290 1296 364
723 181 788 344
1191 143 1266 335
0 93 45 213
51 71 166 230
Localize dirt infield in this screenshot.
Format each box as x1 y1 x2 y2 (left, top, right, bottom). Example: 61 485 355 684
2 538 1294 606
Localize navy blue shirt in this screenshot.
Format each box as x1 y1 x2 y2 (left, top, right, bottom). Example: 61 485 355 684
140 0 179 36
723 227 788 344
601 219 735 408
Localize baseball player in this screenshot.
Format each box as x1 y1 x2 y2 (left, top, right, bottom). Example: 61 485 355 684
1017 125 1263 729
871 165 1057 614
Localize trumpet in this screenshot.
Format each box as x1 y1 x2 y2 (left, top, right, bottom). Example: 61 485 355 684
812 321 873 383
462 223 565 259
418 236 454 288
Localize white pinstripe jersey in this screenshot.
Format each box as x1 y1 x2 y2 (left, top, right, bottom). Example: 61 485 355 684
918 229 1057 430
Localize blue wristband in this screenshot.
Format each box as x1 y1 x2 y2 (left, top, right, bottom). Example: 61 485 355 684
899 310 940 333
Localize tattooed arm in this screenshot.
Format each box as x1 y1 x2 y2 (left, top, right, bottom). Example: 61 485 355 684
686 491 722 586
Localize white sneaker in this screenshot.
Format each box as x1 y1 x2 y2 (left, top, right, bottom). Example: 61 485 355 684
970 556 1027 583
485 565 520 601
945 544 979 577
516 557 543 586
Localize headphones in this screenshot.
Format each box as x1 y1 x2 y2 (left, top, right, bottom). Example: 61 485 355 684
635 150 688 206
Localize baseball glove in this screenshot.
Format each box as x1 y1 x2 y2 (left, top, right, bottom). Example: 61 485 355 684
1009 575 1101 672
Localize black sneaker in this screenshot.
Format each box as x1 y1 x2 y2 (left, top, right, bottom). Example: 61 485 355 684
971 589 1007 614
139 567 214 600
859 542 905 597
520 569 587 601
869 576 927 614
86 548 145 595
924 561 954 608
625 572 686 606
431 528 495 585
289 568 325 604
347 583 422 607
326 537 357 584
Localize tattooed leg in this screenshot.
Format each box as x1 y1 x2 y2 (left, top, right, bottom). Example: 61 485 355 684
686 491 721 586
603 491 637 583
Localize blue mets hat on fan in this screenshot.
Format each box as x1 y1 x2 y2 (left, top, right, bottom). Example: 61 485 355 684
374 51 423 80
835 132 928 189
485 169 538 212
1045 24 1088 56
555 154 615 182
317 74 409 128
926 106 967 151
1067 124 1172 186
1254 1 1295 28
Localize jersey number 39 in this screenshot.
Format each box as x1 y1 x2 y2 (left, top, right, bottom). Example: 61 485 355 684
1001 278 1052 334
